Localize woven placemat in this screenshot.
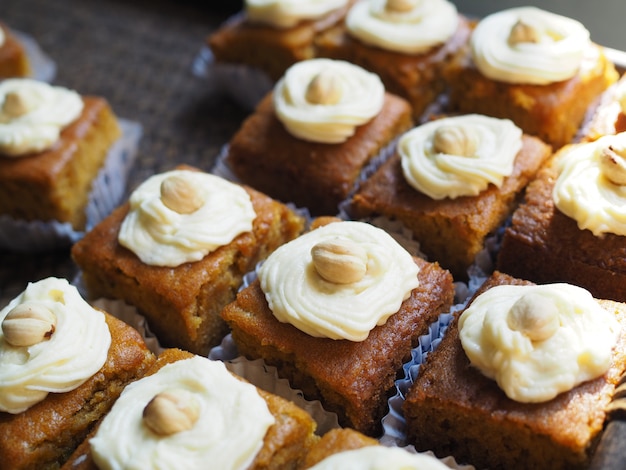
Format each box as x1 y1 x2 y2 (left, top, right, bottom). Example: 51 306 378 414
0 0 249 304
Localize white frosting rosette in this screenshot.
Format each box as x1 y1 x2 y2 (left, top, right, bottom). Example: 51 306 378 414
0 78 84 157
273 58 385 143
399 114 522 199
346 0 459 54
0 277 111 414
118 169 256 267
258 220 420 341
459 283 620 403
90 356 275 470
246 0 349 28
553 132 626 236
470 6 590 85
309 445 452 470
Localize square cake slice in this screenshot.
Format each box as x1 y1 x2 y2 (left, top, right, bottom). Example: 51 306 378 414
221 253 454 437
403 271 626 470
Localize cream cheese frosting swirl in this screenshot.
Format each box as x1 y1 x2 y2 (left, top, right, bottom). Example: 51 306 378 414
459 283 620 403
90 356 275 470
0 277 111 414
309 445 451 469
246 0 349 28
0 78 84 157
553 133 626 237
273 58 385 143
258 221 420 341
346 0 458 55
400 114 522 199
470 7 590 85
118 169 256 267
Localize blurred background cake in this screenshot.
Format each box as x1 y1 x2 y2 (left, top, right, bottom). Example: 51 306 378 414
315 0 474 120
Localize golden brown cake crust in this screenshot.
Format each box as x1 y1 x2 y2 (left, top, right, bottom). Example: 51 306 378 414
445 43 618 149
227 92 413 216
221 256 455 436
496 145 626 303
403 271 626 470
71 179 306 356
349 133 552 280
0 23 30 78
314 15 474 119
61 348 319 470
0 311 155 470
301 428 378 468
0 96 121 229
208 2 355 81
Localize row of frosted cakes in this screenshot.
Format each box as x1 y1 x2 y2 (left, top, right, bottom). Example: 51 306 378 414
4 3 626 470
206 0 617 149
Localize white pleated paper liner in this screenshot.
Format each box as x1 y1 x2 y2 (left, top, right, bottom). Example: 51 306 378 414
211 265 474 469
192 43 273 112
0 118 142 252
12 29 57 83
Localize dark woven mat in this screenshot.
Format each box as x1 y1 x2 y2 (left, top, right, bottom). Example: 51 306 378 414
0 0 249 302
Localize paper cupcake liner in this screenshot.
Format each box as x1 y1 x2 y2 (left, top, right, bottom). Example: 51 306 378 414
192 44 273 112
91 297 164 356
11 29 57 83
0 118 142 252
381 311 457 447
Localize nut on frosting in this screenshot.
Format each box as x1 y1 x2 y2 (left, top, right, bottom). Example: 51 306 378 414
118 169 256 267
90 356 275 470
142 389 201 436
0 79 84 157
346 0 459 55
553 132 626 236
459 283 620 403
258 220 420 341
470 7 590 85
1 302 57 347
0 277 111 414
273 58 385 144
245 0 349 28
399 114 522 199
